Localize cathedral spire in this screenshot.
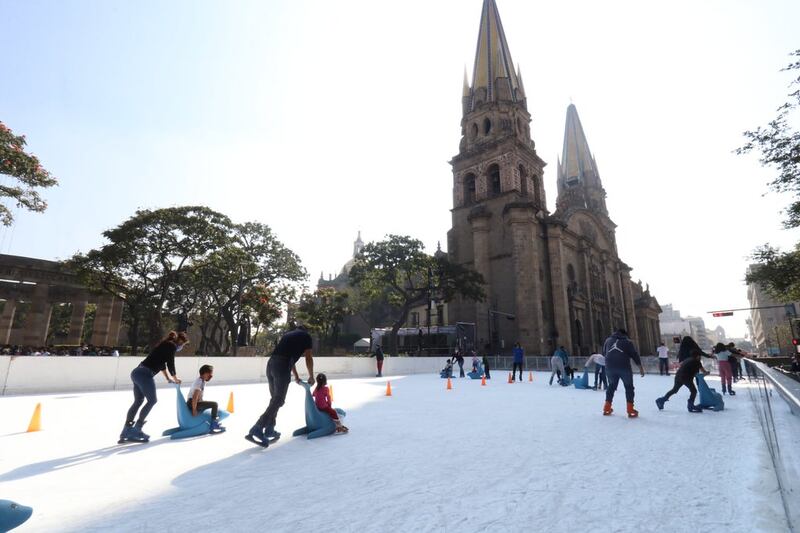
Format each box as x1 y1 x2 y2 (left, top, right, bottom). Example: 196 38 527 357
556 104 608 215
467 0 523 110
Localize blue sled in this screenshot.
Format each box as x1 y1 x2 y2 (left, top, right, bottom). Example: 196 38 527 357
0 499 32 532
573 370 591 389
292 381 346 439
695 373 725 411
162 384 230 439
440 368 454 379
467 362 484 379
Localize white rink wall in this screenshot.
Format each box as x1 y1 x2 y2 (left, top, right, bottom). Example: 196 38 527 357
0 356 451 395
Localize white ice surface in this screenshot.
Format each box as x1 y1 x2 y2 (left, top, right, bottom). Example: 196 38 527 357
0 372 791 533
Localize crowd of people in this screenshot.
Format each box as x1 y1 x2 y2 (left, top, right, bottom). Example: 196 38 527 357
1 345 121 356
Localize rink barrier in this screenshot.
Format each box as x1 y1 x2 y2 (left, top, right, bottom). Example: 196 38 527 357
0 355 452 396
744 358 800 532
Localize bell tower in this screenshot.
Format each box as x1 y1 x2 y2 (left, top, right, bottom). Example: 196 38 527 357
447 0 548 353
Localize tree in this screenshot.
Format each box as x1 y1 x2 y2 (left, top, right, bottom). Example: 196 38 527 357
348 235 484 355
0 121 58 225
739 50 800 299
68 206 231 354
295 287 350 352
173 222 305 355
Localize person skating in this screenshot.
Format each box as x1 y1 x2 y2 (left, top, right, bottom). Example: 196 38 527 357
602 329 645 417
482 344 492 379
656 342 670 376
453 349 465 378
677 336 707 363
713 343 735 395
246 324 315 447
584 350 607 390
549 346 567 385
655 349 708 412
371 345 385 377
187 364 225 432
511 343 524 382
313 373 348 433
119 331 186 443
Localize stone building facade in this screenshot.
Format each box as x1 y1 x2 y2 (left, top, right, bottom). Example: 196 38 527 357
0 254 123 347
446 0 661 356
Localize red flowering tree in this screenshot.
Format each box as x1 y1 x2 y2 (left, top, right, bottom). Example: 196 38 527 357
0 121 57 225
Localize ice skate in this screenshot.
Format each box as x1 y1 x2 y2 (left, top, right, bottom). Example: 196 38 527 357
127 421 150 442
626 403 639 418
117 421 135 444
655 397 666 410
687 400 703 413
209 419 226 434
603 401 613 416
245 423 269 447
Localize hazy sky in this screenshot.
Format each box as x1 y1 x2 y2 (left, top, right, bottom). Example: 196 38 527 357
2 0 799 338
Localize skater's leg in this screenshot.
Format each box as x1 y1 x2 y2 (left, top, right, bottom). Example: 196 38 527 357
605 368 621 403
594 366 600 388
377 359 384 376
125 376 145 423
620 369 635 404
663 377 683 400
192 401 218 419
600 366 607 389
135 372 158 423
319 406 339 420
687 381 698 405
256 360 292 429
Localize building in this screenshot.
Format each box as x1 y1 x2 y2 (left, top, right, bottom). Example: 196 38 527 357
446 0 661 356
746 264 799 356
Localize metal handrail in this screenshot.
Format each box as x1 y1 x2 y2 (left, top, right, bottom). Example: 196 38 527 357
744 358 800 415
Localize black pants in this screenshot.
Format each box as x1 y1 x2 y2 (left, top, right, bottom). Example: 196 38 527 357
663 376 697 404
658 358 670 375
187 400 218 419
512 362 523 381
731 358 740 380
605 366 635 403
458 362 465 377
256 357 292 429
484 365 491 379
594 365 607 389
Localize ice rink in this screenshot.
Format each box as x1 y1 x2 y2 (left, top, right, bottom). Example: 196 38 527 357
0 371 790 532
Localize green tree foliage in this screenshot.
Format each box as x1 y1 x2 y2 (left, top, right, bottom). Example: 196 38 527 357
739 50 800 300
745 245 800 302
68 206 232 354
0 121 58 225
295 287 350 351
175 222 305 355
348 235 484 354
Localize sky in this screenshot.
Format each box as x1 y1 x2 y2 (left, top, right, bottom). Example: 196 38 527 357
1 0 799 338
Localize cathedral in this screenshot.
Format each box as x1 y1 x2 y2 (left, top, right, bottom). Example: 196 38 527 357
446 0 662 356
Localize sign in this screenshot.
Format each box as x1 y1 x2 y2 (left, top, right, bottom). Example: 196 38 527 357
712 312 734 317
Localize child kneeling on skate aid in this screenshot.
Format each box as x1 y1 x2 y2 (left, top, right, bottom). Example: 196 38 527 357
313 373 348 433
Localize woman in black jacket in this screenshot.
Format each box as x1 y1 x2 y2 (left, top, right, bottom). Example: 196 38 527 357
119 331 186 443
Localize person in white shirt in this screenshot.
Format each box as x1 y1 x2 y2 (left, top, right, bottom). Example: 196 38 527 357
584 351 607 390
656 342 670 376
188 364 225 432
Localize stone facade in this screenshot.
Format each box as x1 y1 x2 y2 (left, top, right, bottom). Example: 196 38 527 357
446 0 661 356
0 254 123 347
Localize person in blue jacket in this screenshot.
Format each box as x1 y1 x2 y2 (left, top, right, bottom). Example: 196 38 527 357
602 329 645 418
511 343 524 382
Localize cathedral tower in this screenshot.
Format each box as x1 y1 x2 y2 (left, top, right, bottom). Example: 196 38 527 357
447 0 548 353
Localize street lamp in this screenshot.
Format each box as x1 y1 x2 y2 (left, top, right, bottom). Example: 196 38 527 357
488 309 515 354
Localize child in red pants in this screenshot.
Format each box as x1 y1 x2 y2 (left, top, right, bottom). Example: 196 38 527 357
313 373 348 433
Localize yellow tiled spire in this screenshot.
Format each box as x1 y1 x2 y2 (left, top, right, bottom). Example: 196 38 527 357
468 0 522 107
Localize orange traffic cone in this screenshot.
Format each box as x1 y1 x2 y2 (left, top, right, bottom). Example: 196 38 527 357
226 392 235 413
385 381 392 396
27 403 42 432
529 371 533 382
507 372 513 384
446 377 452 390
481 375 486 386
329 385 334 402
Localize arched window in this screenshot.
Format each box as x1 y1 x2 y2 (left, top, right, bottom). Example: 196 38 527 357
464 174 476 206
519 165 528 197
483 118 492 135
470 123 478 139
488 164 501 196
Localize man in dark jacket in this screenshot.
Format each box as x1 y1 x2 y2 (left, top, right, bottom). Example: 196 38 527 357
602 329 645 418
655 349 707 412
